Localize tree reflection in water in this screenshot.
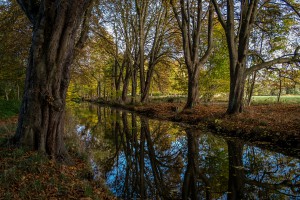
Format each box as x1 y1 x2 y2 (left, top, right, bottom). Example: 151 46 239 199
68 104 300 199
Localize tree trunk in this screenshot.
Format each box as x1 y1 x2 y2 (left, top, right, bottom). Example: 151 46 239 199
122 67 130 103
97 80 101 99
131 66 137 104
140 65 154 103
185 67 200 109
246 71 256 106
277 70 282 103
13 0 93 162
227 62 246 114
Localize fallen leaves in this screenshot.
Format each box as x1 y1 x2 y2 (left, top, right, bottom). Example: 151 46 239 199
0 133 116 200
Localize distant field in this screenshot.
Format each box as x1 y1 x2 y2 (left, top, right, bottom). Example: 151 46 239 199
149 95 300 104
251 95 300 104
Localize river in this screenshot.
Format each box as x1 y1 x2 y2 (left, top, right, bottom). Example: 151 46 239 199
67 103 300 199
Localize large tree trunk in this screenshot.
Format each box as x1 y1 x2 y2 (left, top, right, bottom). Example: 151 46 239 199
13 0 93 161
227 62 246 114
185 67 200 109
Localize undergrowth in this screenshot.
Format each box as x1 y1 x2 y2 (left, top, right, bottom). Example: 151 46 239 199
0 100 21 119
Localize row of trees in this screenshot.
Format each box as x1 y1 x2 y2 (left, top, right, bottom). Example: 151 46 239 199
70 0 300 113
1 0 299 159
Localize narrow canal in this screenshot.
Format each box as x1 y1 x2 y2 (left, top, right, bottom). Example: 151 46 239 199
67 103 299 199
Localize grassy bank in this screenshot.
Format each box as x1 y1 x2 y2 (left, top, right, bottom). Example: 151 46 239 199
251 95 300 104
0 102 115 200
98 100 300 157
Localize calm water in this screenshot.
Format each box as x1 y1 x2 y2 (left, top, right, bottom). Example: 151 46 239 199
67 103 300 199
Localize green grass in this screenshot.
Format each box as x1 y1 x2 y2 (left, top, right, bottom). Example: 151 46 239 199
0 100 21 119
251 95 300 104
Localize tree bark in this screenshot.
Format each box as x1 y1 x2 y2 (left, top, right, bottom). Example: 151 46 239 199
121 50 132 103
185 67 201 109
246 71 257 106
97 80 101 99
140 65 154 103
227 62 246 114
131 64 138 104
122 68 130 103
13 0 93 161
277 70 282 103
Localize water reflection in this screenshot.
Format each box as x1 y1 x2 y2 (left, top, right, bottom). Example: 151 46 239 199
68 103 300 199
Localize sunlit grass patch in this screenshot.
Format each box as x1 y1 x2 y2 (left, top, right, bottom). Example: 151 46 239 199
251 95 300 104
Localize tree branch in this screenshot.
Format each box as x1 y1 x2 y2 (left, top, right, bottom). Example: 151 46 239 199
281 0 300 18
76 0 95 49
170 0 183 30
199 3 214 64
246 56 300 75
211 0 226 29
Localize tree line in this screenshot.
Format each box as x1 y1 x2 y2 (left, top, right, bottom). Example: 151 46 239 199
70 0 299 113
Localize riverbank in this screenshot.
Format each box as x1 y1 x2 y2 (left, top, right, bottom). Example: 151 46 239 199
96 100 300 157
0 116 115 200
